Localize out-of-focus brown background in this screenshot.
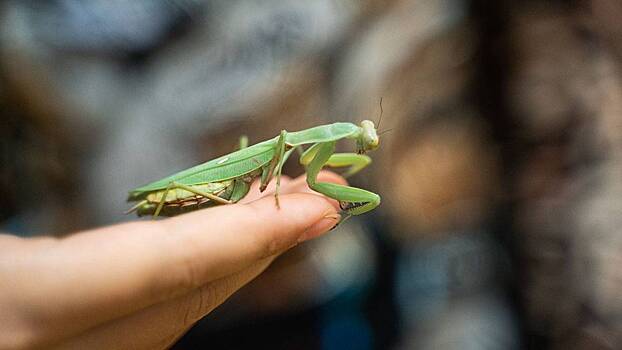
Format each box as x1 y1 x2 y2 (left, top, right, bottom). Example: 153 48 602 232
2 1 622 349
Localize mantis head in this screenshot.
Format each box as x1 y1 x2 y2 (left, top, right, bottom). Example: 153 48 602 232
357 120 379 154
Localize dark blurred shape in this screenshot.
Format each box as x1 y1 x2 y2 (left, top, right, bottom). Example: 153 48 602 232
474 1 622 349
22 0 199 56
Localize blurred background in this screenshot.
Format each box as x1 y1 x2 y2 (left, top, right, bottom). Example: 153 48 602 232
2 0 622 349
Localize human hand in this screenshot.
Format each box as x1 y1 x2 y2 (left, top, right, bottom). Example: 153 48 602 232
0 172 344 350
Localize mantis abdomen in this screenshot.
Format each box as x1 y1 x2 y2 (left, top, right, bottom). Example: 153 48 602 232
130 175 256 217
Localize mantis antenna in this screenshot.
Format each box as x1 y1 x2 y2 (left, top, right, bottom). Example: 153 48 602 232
376 97 384 129
378 128 394 136
375 98 392 135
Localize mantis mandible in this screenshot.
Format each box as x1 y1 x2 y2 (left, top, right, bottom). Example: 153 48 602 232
126 121 381 217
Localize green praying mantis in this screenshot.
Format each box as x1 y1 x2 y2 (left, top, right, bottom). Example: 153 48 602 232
126 120 382 218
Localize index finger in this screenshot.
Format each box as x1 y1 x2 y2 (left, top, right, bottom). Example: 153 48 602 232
7 188 341 343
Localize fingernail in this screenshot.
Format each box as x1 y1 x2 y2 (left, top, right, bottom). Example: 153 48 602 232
298 212 341 242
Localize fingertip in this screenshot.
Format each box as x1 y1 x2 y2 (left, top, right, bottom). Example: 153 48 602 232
225 193 339 258
297 212 341 242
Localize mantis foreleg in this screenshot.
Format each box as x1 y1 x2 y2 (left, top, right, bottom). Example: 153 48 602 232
301 141 380 216
300 144 372 178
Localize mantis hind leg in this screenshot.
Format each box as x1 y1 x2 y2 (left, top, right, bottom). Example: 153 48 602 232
171 182 232 204
303 142 380 216
154 181 233 217
154 182 175 217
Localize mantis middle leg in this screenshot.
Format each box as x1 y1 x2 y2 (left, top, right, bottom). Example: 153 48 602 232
259 130 296 208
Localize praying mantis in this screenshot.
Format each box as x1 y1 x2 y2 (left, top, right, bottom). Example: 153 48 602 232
126 120 381 218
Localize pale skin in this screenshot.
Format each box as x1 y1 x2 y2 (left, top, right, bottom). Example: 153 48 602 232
0 172 345 350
